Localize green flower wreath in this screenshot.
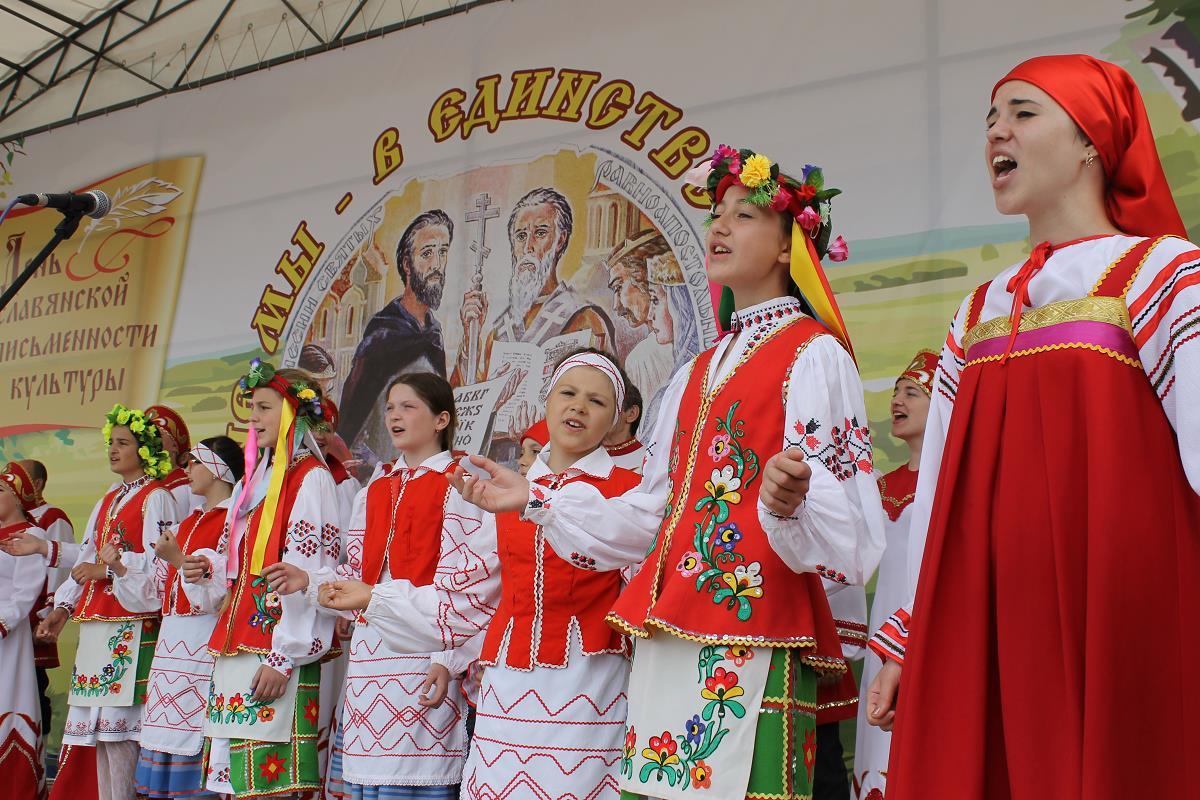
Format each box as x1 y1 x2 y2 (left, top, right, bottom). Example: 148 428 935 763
102 404 172 479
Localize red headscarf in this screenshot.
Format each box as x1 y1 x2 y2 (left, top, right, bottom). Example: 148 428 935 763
521 420 549 447
897 349 939 397
993 54 1186 239
0 461 39 514
145 404 192 454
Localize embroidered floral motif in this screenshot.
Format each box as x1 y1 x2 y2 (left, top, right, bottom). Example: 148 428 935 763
632 645 741 789
707 433 732 462
303 697 320 726
792 417 873 481
815 564 849 585
570 552 597 571
686 402 764 621
247 576 283 633
70 621 136 698
724 645 753 667
321 523 341 560
206 681 274 726
677 551 704 577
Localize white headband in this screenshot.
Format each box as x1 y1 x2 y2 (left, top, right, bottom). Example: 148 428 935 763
549 353 626 423
189 444 236 485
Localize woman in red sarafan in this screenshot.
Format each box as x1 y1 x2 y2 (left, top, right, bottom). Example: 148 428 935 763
866 54 1200 798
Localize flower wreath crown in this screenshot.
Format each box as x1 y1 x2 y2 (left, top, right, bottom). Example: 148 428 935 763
238 358 326 429
687 146 848 262
102 404 173 479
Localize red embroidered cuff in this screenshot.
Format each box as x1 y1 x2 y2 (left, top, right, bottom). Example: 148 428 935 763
868 609 909 665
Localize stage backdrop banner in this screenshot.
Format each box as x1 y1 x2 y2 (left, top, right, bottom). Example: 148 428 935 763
2 0 1199 769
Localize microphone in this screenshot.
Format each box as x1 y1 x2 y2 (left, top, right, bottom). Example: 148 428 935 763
16 190 111 219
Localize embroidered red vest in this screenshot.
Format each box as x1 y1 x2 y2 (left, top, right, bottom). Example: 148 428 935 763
361 466 451 587
879 464 918 523
608 316 847 671
30 506 71 667
208 454 324 656
481 466 642 670
327 455 351 486
76 481 166 622
163 506 227 616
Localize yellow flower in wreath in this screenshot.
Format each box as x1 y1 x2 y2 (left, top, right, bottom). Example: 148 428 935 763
296 387 316 401
739 154 772 188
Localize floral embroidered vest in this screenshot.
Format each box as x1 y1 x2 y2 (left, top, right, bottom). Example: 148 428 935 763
481 467 642 670
76 481 166 622
608 316 847 671
208 454 324 656
163 506 227 616
360 466 451 587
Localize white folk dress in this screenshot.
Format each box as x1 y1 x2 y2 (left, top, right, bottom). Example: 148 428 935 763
0 522 50 794
111 500 230 757
55 478 177 745
311 451 487 790
523 297 886 800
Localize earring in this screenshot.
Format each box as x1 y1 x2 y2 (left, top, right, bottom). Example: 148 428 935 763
1085 153 1096 168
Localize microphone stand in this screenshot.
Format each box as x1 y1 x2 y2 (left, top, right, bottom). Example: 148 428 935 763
0 207 86 315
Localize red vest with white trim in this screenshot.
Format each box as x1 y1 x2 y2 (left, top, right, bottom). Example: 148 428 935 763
163 506 227 616
75 481 166 622
481 466 641 670
607 316 847 672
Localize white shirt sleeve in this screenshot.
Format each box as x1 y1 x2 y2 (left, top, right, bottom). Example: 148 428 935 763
42 515 75 594
759 336 886 585
524 364 692 571
53 497 103 611
108 488 176 614
428 629 486 677
269 466 341 671
1 544 48 635
1128 237 1200 494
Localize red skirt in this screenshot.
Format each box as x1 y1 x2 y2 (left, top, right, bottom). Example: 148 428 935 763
887 308 1200 798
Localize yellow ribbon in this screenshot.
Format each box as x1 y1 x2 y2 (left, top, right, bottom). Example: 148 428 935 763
249 400 295 575
790 221 855 362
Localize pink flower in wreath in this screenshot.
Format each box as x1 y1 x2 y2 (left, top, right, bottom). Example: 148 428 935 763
707 432 732 462
677 551 704 578
798 206 821 233
827 235 849 262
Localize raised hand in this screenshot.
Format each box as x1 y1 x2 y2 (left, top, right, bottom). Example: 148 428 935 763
154 530 185 568
181 554 212 584
0 529 48 557
448 455 530 514
760 449 813 517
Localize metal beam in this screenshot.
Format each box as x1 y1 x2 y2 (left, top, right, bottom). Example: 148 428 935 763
333 0 371 41
173 0 237 89
278 0 324 46
15 0 85 29
1 0 506 143
73 14 116 119
0 56 46 89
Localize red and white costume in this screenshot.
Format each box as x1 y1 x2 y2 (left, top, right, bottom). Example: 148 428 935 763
365 446 640 800
311 451 488 789
29 503 74 670
0 519 49 797
111 500 230 757
605 437 647 474
54 476 176 746
872 234 1200 796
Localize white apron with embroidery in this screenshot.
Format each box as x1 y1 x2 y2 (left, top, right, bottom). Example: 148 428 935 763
620 634 770 800
340 621 468 785
205 652 299 743
68 619 143 707
141 615 217 755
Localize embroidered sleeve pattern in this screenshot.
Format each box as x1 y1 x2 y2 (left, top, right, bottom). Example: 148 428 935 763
868 608 910 664
787 416 873 482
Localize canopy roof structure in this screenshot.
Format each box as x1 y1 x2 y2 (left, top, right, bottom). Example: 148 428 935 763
0 0 499 142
